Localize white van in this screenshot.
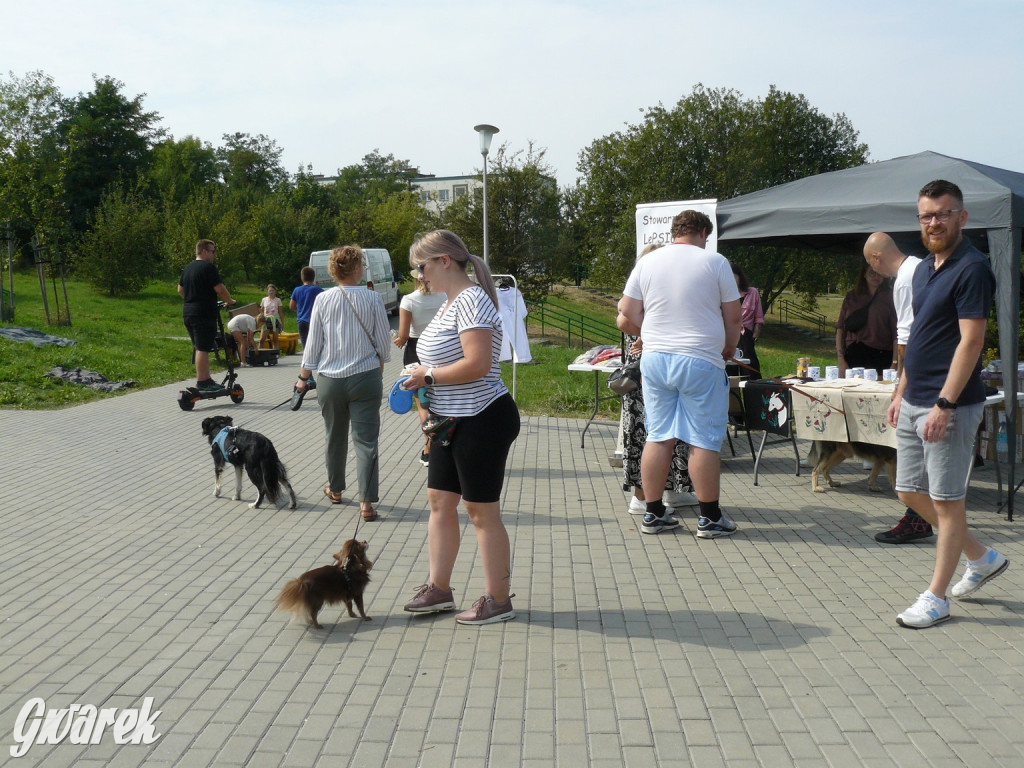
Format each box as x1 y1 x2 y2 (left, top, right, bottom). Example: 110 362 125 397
309 247 400 315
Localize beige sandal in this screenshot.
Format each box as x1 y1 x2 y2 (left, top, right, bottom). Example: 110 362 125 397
323 485 342 504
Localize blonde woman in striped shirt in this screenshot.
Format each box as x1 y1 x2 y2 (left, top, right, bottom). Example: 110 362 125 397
401 230 521 625
296 245 391 521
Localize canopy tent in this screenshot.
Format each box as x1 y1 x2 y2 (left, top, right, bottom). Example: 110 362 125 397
717 150 1024 519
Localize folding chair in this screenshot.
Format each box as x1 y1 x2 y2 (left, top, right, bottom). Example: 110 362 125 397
740 380 801 486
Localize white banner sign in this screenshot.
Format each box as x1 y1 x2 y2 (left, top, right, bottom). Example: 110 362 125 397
634 199 718 259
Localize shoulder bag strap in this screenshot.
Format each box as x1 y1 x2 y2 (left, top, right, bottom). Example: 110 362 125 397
340 288 382 362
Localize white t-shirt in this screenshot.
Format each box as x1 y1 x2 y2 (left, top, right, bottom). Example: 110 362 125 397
496 286 531 363
400 289 447 338
622 242 739 368
416 286 507 417
894 255 922 345
227 314 256 333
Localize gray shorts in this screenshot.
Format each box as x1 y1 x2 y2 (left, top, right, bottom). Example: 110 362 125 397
894 400 983 501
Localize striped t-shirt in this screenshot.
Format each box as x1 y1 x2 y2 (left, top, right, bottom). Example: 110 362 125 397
416 286 507 417
300 286 391 378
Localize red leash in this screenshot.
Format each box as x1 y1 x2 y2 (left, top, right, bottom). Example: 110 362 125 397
727 357 846 416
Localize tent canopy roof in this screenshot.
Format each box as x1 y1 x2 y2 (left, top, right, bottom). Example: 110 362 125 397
717 151 1024 250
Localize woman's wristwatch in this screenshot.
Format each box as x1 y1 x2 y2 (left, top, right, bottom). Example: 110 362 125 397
424 368 435 386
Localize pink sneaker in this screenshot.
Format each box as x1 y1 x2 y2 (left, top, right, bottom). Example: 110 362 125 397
403 583 455 613
455 594 516 625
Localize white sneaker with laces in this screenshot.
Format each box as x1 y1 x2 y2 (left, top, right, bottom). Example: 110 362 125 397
665 490 699 507
896 592 950 629
950 550 1008 598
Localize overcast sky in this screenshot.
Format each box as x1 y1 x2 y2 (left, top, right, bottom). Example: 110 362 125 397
4 0 1022 189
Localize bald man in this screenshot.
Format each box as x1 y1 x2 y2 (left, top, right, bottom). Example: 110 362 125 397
863 232 922 378
863 232 930 545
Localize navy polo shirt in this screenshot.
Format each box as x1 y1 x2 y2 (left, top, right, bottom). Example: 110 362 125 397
903 238 994 407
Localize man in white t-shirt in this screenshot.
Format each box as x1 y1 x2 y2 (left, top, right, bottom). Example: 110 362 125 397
617 210 742 537
863 231 931 545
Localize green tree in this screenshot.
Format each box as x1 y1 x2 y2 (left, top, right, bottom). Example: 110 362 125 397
441 143 561 300
216 132 288 196
164 186 250 284
245 195 337 291
77 183 163 296
0 70 70 259
575 84 868 299
150 135 219 208
332 151 426 271
60 76 164 236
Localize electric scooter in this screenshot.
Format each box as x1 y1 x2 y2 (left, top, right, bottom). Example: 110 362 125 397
177 302 245 411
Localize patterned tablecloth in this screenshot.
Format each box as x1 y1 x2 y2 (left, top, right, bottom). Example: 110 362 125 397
790 379 898 448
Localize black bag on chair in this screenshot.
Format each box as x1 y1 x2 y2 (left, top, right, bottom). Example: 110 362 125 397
607 360 641 395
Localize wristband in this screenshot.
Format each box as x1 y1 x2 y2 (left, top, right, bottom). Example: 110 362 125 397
298 375 310 382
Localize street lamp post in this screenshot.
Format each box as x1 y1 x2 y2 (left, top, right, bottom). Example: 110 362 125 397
474 124 499 266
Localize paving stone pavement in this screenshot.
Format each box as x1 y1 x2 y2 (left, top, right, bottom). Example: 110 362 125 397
2 349 1023 767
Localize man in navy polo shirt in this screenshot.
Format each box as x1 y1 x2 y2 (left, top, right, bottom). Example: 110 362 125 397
889 179 1008 629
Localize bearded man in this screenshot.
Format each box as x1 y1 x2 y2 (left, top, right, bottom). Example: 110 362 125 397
889 179 1007 629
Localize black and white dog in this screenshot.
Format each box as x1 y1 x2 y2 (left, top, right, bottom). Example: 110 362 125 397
201 416 297 509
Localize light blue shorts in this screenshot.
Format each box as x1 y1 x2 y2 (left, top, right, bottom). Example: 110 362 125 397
640 351 728 451
894 400 983 501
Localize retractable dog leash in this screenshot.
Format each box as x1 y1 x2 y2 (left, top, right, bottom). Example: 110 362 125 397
727 357 846 416
226 395 296 431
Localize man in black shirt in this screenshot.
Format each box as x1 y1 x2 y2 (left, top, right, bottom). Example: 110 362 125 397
177 239 235 390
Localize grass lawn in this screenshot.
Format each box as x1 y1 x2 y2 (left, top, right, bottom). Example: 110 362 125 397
2 272 839 416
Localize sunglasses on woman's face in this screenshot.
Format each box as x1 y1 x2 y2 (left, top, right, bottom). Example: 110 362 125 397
415 257 442 275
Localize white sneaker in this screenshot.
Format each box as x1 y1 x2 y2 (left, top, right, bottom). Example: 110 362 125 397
664 490 699 507
950 550 1009 598
896 592 950 629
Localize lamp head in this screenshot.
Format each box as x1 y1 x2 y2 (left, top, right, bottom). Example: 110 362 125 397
474 124 500 156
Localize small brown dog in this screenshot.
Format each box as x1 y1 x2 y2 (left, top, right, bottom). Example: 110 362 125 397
275 539 373 628
809 440 897 493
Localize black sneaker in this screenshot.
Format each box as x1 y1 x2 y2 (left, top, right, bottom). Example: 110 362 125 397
641 512 680 535
197 379 222 392
696 513 738 539
419 452 430 467
289 385 306 411
875 513 933 544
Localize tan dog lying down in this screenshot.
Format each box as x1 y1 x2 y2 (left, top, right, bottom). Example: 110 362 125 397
808 440 897 493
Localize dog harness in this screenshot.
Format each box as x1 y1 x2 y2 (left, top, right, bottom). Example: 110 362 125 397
213 427 233 461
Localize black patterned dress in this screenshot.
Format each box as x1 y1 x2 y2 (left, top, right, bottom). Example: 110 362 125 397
620 336 692 493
